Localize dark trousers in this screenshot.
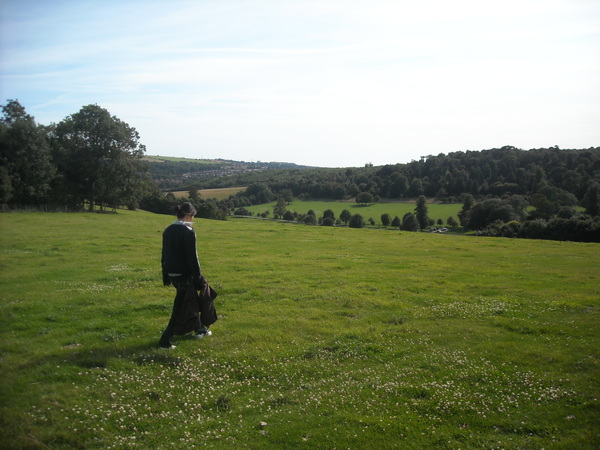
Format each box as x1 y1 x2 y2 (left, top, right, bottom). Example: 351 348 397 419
159 276 190 347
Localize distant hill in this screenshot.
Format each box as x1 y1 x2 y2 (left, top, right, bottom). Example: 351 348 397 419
140 147 600 242
144 155 315 190
148 147 600 203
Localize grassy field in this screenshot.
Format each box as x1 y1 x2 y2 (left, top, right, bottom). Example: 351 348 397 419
144 155 223 164
246 200 462 225
171 187 247 201
0 210 598 448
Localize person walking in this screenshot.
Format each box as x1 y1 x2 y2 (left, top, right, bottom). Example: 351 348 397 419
159 202 212 349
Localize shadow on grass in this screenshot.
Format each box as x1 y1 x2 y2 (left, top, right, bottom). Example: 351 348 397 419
21 338 191 374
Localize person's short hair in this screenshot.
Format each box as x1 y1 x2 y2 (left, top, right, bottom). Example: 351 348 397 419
174 202 197 219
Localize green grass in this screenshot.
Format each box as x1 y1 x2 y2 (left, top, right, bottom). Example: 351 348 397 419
246 199 462 224
0 210 598 448
172 187 247 200
144 155 223 164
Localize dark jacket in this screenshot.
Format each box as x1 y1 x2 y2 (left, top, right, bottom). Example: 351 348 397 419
162 221 202 287
173 279 218 335
199 280 218 327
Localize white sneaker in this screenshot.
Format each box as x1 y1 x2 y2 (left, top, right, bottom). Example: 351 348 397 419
159 345 176 350
194 330 212 339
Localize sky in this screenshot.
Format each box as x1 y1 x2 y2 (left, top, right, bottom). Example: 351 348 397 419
1 0 599 168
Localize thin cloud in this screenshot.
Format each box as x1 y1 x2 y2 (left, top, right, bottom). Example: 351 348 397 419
1 0 599 167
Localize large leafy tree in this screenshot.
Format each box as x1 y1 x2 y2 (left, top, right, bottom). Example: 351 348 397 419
0 100 56 205
467 199 517 230
52 105 146 210
356 191 373 205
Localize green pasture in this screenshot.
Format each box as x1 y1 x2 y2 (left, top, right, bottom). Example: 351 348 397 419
144 155 222 164
0 211 598 448
172 187 246 201
247 200 462 224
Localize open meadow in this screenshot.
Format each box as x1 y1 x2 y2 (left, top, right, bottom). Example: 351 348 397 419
171 187 247 201
0 210 598 448
246 200 462 225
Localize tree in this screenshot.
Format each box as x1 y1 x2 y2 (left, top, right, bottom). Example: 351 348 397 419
447 216 458 227
188 188 200 202
391 215 401 229
273 198 286 218
197 200 218 219
53 104 146 210
323 209 335 222
280 188 293 204
408 178 424 197
243 183 275 204
529 193 555 220
322 217 334 226
356 191 373 205
0 100 56 205
401 212 419 231
302 214 317 225
381 213 391 227
415 195 429 229
340 209 352 224
283 210 295 221
458 194 475 227
388 172 408 198
349 214 365 228
468 199 517 230
582 183 600 216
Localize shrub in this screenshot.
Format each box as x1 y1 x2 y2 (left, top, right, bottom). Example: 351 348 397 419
349 214 365 228
322 217 334 226
381 213 391 227
302 214 318 225
401 212 419 231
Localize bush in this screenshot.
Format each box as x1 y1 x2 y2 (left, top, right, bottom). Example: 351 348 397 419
447 216 458 227
381 213 391 227
477 215 600 242
401 212 419 231
349 214 365 228
302 214 318 225
322 217 335 226
356 192 373 205
233 207 252 216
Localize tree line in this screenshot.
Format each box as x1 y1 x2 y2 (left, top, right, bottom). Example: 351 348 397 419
2 100 599 241
183 145 600 241
1 100 149 211
190 146 599 206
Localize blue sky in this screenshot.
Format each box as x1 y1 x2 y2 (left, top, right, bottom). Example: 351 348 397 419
1 0 599 167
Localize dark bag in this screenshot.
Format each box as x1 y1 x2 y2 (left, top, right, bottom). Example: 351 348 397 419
199 281 218 326
173 281 201 335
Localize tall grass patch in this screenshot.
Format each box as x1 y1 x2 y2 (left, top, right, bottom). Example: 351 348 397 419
0 211 598 448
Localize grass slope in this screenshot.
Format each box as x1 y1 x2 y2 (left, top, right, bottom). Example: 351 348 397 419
0 211 598 448
171 187 247 201
247 200 462 224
